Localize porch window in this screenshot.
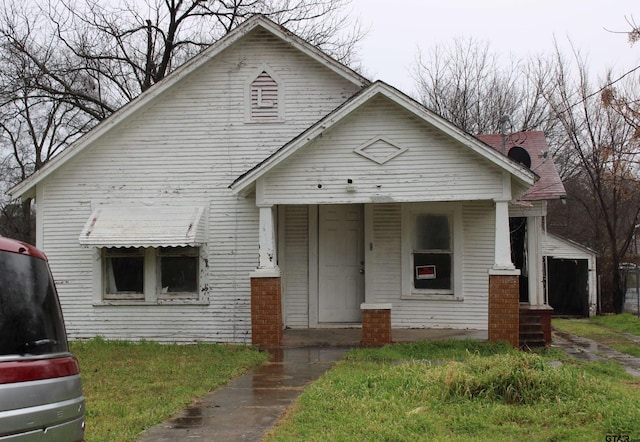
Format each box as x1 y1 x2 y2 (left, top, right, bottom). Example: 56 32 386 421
402 203 462 298
413 214 452 290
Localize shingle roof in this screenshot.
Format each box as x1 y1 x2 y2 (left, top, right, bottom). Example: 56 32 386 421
475 131 566 201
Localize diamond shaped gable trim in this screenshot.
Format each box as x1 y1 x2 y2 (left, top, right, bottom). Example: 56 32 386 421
354 136 408 164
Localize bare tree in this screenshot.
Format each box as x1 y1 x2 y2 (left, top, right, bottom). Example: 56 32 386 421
597 16 640 137
412 38 556 136
545 47 640 313
0 13 94 242
413 37 640 313
0 0 363 240
0 0 362 122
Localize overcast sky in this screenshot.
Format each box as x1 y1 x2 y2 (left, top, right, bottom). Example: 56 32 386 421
350 0 640 96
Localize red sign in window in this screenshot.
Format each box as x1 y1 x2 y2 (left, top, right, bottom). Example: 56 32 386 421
416 265 436 280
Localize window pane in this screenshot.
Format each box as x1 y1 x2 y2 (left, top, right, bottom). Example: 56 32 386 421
415 215 450 250
160 256 198 293
414 252 451 290
105 254 144 295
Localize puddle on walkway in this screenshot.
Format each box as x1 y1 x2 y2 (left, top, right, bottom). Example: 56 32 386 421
140 347 351 441
553 331 640 375
171 404 205 429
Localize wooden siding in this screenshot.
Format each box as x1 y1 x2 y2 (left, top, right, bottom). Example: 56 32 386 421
369 201 493 330
38 27 361 343
282 205 309 327
542 234 596 261
261 96 505 205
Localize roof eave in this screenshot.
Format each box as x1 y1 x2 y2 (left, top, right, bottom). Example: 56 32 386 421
230 81 536 195
9 15 370 201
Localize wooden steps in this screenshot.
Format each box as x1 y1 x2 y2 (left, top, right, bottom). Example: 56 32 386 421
519 310 546 349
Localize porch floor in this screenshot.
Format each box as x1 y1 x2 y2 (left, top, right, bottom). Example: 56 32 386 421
281 328 488 348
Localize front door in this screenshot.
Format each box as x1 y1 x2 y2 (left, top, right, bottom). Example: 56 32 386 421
318 204 364 323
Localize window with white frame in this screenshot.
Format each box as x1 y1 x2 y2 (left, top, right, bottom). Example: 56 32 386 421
158 246 199 296
102 246 201 302
104 247 144 300
413 214 452 290
402 203 462 298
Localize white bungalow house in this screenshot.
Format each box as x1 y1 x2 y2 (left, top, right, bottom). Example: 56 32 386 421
8 15 565 348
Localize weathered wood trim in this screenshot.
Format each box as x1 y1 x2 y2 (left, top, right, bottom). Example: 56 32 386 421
10 16 369 201
364 204 374 304
400 202 463 299
230 82 536 195
308 205 319 328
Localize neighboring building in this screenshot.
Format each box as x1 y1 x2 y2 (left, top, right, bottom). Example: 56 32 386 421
9 16 565 348
541 233 597 317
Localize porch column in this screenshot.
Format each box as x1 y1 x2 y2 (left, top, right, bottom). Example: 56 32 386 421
527 216 543 306
258 205 277 270
524 215 553 345
251 204 282 348
361 303 392 348
489 198 520 347
493 199 515 270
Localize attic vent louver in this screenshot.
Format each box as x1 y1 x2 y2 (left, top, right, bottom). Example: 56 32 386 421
250 71 279 121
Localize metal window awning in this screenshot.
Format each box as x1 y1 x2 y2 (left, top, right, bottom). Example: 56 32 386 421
79 206 205 248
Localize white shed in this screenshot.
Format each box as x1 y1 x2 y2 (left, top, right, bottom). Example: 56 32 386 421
541 233 597 317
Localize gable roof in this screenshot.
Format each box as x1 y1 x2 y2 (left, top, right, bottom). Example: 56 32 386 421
475 131 566 201
541 232 598 259
8 15 370 201
230 81 537 195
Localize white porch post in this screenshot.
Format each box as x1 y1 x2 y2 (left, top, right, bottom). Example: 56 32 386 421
257 205 279 273
489 184 520 347
493 199 515 270
250 202 282 347
527 216 543 306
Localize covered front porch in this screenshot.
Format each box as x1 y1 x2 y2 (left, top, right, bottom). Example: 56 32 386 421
247 198 522 349
230 83 538 349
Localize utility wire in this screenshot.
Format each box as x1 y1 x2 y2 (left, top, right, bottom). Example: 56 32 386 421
559 64 640 114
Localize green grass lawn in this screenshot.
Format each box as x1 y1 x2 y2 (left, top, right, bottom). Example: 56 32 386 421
553 313 640 358
73 316 640 442
70 337 267 442
591 313 640 336
265 340 640 441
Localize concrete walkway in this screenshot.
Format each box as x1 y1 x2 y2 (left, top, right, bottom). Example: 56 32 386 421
136 329 485 441
136 327 640 441
136 346 350 441
552 330 640 377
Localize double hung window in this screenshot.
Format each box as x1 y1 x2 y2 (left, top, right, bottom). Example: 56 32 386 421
402 203 461 298
413 214 452 290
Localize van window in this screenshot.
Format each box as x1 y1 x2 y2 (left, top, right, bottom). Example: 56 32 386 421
0 250 68 356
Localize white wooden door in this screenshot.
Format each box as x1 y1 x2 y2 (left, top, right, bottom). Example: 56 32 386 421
318 204 364 323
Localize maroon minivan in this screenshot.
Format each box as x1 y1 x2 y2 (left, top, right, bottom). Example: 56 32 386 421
0 237 85 441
